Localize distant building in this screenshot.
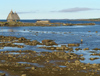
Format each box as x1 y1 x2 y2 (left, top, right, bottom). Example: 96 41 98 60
7 10 20 22
36 20 50 24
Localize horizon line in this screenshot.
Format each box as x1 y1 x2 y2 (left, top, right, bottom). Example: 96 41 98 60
0 18 100 20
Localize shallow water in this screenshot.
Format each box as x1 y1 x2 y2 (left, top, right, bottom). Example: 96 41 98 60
0 70 10 76
17 62 44 67
0 21 100 64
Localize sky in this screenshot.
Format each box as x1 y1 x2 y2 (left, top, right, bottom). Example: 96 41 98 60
1 0 100 19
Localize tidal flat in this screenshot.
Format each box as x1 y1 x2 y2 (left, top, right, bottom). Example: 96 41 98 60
0 22 100 76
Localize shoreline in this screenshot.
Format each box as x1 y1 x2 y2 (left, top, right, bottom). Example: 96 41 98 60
70 19 100 21
0 21 95 27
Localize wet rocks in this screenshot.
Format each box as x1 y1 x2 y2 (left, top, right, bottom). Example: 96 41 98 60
8 54 13 58
61 45 66 48
1 35 100 76
0 73 6 76
42 40 53 44
18 37 27 41
31 67 36 70
53 52 79 60
32 40 40 44
30 40 40 45
95 31 98 33
0 36 59 47
47 47 56 50
0 36 18 42
0 36 5 38
25 40 40 46
17 45 24 48
75 48 82 51
42 39 57 46
93 48 100 50
83 48 89 50
0 43 24 48
90 57 99 60
0 22 8 26
83 67 86 70
0 49 100 76
21 74 26 76
0 47 4 49
80 56 85 60
90 53 100 56
56 47 65 50
39 46 73 51
74 60 81 65
68 43 80 47
39 44 73 51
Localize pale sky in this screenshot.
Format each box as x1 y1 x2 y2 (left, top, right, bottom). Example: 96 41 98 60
0 0 100 19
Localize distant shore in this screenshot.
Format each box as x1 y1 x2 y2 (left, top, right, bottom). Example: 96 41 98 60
70 18 100 21
0 21 95 26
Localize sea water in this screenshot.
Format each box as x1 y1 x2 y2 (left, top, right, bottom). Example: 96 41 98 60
0 20 100 64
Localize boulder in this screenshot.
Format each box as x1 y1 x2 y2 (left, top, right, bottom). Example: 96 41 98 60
93 48 100 50
83 48 89 50
75 60 80 65
21 74 26 76
0 73 6 76
68 43 80 47
90 57 99 60
61 45 66 48
31 40 40 45
42 39 57 45
95 31 98 33
56 47 65 50
42 40 53 44
18 37 26 41
31 67 36 70
75 48 82 50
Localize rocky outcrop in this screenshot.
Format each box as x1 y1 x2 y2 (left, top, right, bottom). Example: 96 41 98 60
0 73 6 76
68 43 80 47
42 39 57 46
18 37 27 41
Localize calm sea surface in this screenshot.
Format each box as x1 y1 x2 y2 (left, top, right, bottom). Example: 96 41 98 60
1 19 100 24
0 19 100 64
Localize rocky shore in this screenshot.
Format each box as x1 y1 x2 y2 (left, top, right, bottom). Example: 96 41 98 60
0 36 100 76
0 21 95 27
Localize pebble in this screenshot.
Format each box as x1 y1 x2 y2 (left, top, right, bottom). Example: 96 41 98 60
21 74 26 76
31 67 36 70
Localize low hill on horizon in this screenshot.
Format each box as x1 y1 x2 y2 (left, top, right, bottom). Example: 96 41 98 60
70 18 100 21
